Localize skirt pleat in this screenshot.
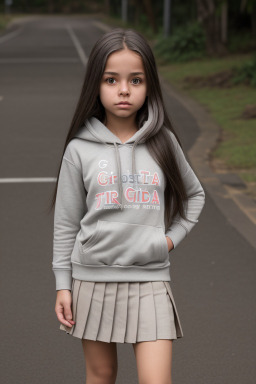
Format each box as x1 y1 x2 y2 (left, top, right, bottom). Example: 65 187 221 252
96 283 118 343
60 279 184 343
110 282 129 342
136 282 157 341
124 283 140 342
163 281 183 338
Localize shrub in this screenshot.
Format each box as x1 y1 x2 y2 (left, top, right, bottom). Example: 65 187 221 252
153 21 206 63
232 53 256 87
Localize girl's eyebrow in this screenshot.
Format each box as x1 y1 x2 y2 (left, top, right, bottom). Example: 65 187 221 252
103 71 145 76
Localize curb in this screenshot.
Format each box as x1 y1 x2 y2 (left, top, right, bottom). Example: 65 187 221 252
0 15 45 43
0 22 23 44
160 77 256 250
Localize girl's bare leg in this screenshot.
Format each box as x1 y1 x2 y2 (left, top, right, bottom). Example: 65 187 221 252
81 339 118 384
132 339 173 384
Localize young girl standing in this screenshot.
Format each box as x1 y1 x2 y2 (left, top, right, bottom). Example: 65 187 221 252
50 28 205 383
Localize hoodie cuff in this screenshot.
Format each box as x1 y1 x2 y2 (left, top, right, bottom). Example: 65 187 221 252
165 223 188 249
53 269 72 291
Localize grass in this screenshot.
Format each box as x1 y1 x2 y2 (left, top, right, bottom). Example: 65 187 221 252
0 13 13 32
157 54 256 192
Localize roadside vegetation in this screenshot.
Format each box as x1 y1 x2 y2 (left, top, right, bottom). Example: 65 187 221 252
0 14 12 33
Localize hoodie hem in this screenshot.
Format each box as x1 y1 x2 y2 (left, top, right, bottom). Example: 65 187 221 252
72 262 171 282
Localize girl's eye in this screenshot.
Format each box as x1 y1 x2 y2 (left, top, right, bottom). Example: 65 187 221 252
132 78 142 85
105 77 142 85
106 77 116 84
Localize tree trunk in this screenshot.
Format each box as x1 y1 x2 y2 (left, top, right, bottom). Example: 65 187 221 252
251 3 256 38
104 0 110 16
196 0 228 56
132 0 142 27
142 0 158 34
221 1 228 44
48 0 54 13
240 0 256 38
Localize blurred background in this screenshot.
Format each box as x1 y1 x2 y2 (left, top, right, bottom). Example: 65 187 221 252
0 2 256 384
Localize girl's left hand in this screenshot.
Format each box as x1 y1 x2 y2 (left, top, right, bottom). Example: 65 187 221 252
165 236 174 252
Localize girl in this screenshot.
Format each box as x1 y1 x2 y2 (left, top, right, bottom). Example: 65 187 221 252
50 28 205 384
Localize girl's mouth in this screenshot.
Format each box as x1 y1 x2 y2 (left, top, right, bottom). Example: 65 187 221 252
116 103 131 108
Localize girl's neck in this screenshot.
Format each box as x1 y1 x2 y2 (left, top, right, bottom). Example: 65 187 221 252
103 114 138 143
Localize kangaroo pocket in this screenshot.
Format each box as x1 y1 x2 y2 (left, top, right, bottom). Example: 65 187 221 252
78 220 170 268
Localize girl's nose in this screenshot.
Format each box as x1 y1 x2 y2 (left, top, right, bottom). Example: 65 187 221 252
119 82 129 95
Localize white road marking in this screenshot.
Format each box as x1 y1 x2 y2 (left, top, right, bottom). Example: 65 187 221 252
92 21 112 32
0 178 57 183
0 26 23 44
1 22 89 186
65 24 88 67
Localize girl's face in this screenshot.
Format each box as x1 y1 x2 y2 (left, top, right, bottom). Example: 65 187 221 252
99 48 147 124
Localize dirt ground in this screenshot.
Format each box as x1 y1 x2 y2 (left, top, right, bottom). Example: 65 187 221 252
210 156 256 200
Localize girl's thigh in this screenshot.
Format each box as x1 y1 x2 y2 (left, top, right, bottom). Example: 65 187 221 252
81 339 118 381
132 340 173 384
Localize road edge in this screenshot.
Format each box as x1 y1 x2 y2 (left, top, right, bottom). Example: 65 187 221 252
160 78 256 251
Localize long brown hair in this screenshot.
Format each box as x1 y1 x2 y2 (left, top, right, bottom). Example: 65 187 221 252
47 28 188 231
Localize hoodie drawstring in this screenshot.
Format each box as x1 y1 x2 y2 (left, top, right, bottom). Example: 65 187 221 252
113 142 122 210
113 141 139 211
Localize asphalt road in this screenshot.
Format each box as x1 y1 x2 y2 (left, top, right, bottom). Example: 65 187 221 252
1 15 255 384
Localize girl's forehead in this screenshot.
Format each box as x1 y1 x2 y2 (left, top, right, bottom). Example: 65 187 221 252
105 49 144 69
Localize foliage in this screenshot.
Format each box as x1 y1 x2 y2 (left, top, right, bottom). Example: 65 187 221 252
232 53 256 87
227 30 256 53
153 22 206 64
0 0 104 13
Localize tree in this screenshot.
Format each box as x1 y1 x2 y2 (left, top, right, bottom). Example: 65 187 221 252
240 0 256 37
142 0 158 33
196 0 229 56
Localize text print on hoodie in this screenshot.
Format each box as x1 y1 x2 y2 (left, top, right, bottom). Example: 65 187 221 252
52 104 206 290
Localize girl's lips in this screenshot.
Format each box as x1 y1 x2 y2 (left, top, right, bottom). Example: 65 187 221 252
116 103 131 108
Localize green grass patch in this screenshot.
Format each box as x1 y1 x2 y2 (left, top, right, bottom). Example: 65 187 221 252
157 53 256 174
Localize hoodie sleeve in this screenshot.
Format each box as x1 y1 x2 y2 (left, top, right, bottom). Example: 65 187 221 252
52 141 87 291
165 131 206 249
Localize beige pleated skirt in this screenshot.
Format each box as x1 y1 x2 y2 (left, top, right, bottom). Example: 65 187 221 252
59 279 184 343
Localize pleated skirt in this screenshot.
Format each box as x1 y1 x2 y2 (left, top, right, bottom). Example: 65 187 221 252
59 279 184 343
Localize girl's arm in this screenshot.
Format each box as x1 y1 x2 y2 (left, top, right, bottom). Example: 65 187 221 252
52 142 87 291
165 131 206 249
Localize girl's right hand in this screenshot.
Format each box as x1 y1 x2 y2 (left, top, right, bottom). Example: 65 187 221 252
55 290 76 328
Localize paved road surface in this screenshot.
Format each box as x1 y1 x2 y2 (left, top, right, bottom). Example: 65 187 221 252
1 15 255 384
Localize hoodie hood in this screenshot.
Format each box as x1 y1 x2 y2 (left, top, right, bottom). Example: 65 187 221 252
74 102 154 211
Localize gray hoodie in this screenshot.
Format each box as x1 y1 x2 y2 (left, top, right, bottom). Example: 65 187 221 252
52 104 205 290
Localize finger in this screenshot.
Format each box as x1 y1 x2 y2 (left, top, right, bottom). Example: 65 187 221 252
56 306 75 327
63 304 74 324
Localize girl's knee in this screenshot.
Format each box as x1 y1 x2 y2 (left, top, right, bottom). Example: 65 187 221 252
133 340 173 384
86 365 117 384
82 339 118 384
